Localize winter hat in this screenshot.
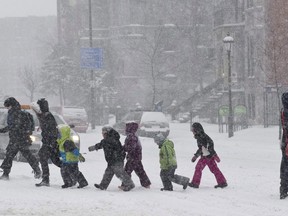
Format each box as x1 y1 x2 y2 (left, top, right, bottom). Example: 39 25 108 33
4 97 20 108
30 102 41 114
154 133 165 145
125 121 138 134
37 98 49 112
102 126 112 134
282 92 288 109
191 122 204 134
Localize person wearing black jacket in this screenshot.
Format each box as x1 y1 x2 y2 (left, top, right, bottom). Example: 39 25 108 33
0 97 41 180
280 92 288 199
88 126 135 191
32 98 62 187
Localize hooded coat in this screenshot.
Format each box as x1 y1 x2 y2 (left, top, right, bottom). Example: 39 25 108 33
94 128 126 166
0 97 31 145
281 92 288 155
124 122 142 161
192 122 216 158
158 139 177 170
57 125 79 164
36 99 58 147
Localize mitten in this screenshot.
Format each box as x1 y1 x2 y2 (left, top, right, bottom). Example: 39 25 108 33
88 145 96 152
214 154 221 163
79 154 85 162
191 155 198 163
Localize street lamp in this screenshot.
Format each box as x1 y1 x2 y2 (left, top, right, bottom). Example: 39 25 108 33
223 33 234 138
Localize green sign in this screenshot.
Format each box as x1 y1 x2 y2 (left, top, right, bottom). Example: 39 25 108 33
234 105 247 115
219 106 229 116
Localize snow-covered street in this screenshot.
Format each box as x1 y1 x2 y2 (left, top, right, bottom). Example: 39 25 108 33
0 122 287 216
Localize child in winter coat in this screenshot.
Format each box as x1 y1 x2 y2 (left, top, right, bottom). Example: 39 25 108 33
189 122 227 189
280 92 288 199
122 122 151 188
153 133 190 191
88 126 135 191
57 124 88 189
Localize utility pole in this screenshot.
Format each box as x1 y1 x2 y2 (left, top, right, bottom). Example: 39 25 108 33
89 0 96 129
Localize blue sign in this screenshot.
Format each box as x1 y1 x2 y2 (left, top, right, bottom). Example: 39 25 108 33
80 48 103 69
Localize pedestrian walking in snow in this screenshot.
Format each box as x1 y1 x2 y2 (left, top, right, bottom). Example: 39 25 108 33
189 122 227 189
122 122 151 188
280 92 288 199
153 133 189 191
0 97 41 180
88 126 135 191
57 124 88 189
31 99 62 187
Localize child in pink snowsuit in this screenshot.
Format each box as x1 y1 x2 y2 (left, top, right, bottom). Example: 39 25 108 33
189 122 227 189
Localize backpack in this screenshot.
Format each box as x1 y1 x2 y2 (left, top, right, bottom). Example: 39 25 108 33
21 110 35 135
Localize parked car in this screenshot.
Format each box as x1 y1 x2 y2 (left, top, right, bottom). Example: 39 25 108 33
0 107 80 162
61 106 89 133
113 110 170 138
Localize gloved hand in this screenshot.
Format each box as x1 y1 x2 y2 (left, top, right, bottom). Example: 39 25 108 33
191 155 198 163
88 145 96 152
79 154 85 162
214 154 221 163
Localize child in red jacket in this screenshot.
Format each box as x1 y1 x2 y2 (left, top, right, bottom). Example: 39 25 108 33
189 122 227 189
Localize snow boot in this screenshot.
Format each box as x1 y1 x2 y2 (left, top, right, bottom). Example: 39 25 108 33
35 179 50 187
188 183 199 188
94 183 105 190
0 173 9 180
214 182 228 188
33 167 42 179
280 193 288 199
160 188 173 191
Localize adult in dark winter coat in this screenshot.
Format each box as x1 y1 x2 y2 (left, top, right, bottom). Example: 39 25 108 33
280 92 288 199
0 97 41 180
154 133 190 191
189 122 227 189
122 122 151 188
88 126 135 191
31 98 62 187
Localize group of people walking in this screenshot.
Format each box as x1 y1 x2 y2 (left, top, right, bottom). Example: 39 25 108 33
0 97 229 192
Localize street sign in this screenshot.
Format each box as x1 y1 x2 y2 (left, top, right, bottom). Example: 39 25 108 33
80 48 103 69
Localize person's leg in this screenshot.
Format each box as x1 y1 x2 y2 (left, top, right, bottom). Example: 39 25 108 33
37 145 50 182
69 163 88 188
171 171 190 189
191 157 207 187
160 168 173 191
61 164 74 188
280 156 288 199
20 146 41 178
113 162 135 191
133 161 151 187
96 165 114 189
0 144 19 177
206 158 227 187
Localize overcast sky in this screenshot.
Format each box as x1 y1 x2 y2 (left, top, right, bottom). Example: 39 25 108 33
0 0 57 18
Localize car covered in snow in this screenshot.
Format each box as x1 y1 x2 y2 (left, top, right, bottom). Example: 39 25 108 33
113 110 170 138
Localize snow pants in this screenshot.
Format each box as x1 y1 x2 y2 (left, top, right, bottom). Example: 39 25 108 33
160 166 190 190
38 144 62 182
280 155 288 195
99 161 134 189
124 159 151 187
191 156 227 186
0 142 40 175
61 163 88 187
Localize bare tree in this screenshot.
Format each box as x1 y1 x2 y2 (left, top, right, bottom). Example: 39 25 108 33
19 66 40 102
